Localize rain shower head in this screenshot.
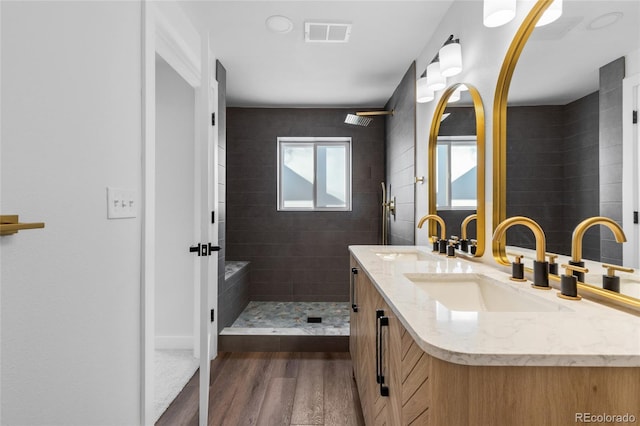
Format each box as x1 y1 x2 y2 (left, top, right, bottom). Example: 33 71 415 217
344 110 394 127
345 114 373 127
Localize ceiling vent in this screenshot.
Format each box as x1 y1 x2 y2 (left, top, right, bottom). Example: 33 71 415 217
304 22 352 43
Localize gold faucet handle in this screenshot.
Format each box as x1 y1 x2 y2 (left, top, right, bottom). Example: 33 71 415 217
546 253 558 263
561 264 589 275
507 252 524 264
429 235 439 243
450 235 459 242
602 264 634 277
470 239 477 246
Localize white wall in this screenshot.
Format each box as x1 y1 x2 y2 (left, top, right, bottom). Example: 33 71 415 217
0 1 143 424
155 56 196 349
627 48 640 76
414 0 537 259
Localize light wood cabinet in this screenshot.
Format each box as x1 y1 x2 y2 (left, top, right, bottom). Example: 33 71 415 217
350 255 640 425
349 256 412 425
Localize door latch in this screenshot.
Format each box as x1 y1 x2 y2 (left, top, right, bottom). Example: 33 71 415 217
189 243 221 257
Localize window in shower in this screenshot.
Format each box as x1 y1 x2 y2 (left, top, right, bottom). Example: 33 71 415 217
277 137 352 211
436 136 477 209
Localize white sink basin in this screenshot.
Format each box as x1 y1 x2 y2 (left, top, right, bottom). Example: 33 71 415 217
373 249 433 262
404 273 570 313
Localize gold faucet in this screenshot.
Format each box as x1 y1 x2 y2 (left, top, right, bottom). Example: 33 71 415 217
461 214 477 240
417 214 446 240
492 216 549 288
571 216 626 263
493 216 546 262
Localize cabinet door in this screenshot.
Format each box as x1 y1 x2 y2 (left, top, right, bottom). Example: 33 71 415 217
375 294 403 425
349 261 359 371
350 257 375 425
350 257 430 425
400 328 431 424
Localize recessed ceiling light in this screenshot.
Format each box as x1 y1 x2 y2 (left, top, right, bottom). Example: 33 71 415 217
266 15 293 34
587 12 623 31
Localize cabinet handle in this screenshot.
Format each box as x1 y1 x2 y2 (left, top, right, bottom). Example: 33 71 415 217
376 309 390 397
350 267 359 312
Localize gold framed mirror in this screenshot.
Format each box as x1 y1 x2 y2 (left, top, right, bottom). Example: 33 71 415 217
428 83 485 257
492 0 640 311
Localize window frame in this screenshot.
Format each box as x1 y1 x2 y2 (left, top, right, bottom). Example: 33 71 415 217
436 135 478 210
277 136 352 212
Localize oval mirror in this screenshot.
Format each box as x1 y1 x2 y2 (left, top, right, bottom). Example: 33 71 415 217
427 83 485 257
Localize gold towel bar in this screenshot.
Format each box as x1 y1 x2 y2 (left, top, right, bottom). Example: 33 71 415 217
0 215 45 236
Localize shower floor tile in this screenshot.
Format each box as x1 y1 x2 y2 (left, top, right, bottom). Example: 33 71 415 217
222 301 350 336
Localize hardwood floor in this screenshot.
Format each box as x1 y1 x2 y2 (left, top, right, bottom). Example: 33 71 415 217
156 352 365 426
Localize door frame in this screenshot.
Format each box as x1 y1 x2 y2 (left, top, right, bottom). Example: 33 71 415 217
622 73 639 268
141 3 218 425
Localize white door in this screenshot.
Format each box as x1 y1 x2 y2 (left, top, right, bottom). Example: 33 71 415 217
196 30 219 426
142 5 219 425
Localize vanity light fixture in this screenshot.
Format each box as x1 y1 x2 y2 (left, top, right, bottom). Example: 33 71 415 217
536 0 562 27
483 0 516 27
484 0 562 28
448 89 461 103
417 35 462 102
439 35 462 77
417 73 435 103
447 84 468 103
426 55 446 91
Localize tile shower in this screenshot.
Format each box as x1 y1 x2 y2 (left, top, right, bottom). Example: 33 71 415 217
221 107 386 350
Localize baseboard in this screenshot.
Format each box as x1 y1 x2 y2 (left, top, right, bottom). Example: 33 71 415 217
155 335 194 350
219 334 349 352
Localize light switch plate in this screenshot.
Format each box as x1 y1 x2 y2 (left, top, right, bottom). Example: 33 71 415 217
107 187 137 219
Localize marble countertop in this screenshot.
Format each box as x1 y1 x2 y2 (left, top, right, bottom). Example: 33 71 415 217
349 245 640 367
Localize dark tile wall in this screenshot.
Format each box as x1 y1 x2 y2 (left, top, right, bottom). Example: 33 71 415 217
385 63 416 245
564 92 600 260
507 106 567 254
437 210 477 242
439 106 476 136
506 93 601 258
218 263 250 332
599 57 625 265
216 60 233 328
226 108 385 301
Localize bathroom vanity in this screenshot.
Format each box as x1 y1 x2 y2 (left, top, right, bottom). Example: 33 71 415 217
349 245 640 425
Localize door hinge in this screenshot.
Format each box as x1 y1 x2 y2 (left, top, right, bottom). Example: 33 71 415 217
634 211 638 224
211 211 215 224
210 309 215 322
211 112 216 126
189 242 221 256
633 110 637 124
